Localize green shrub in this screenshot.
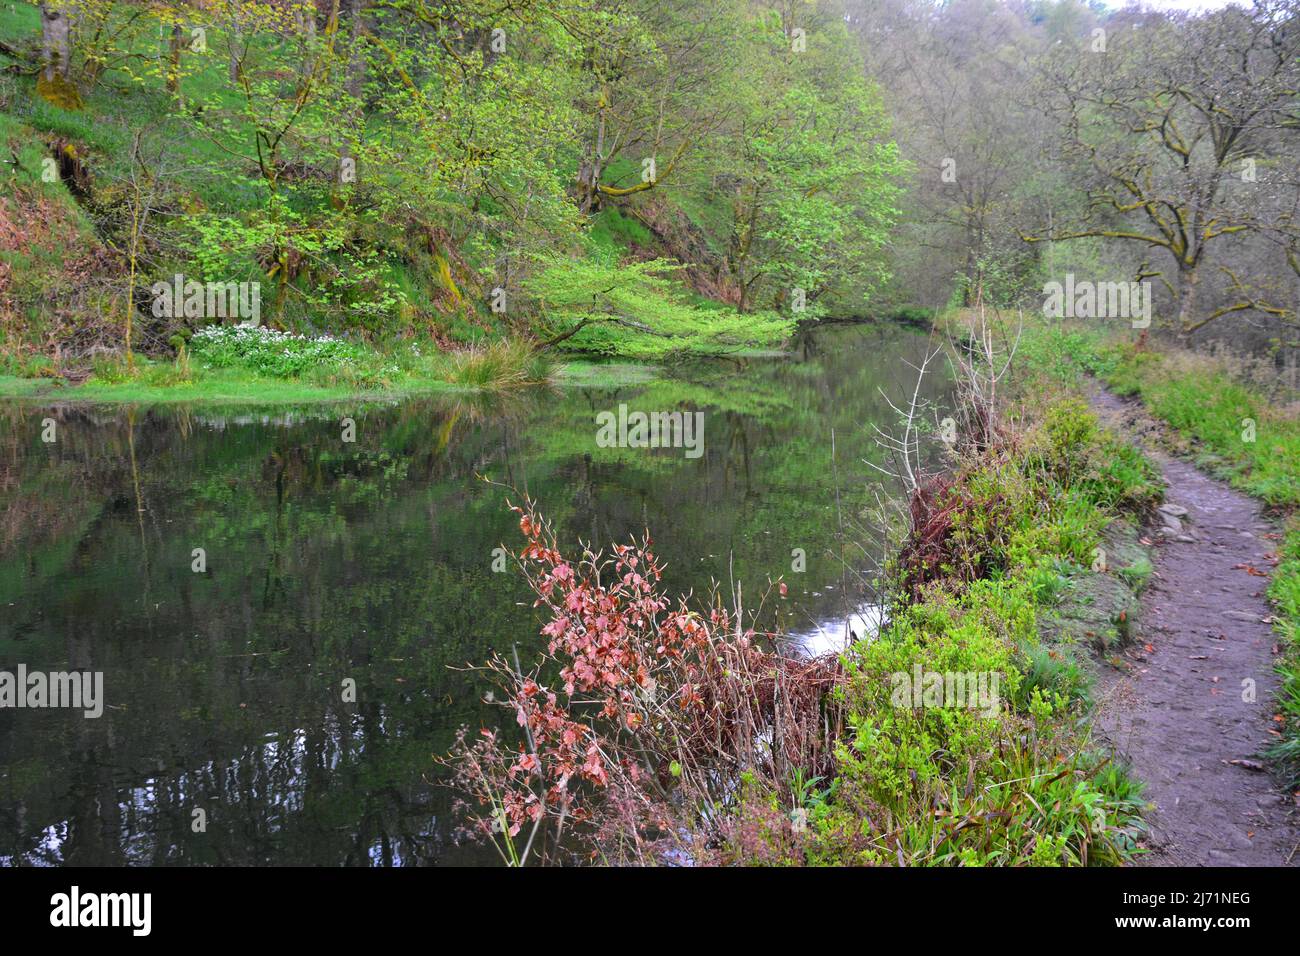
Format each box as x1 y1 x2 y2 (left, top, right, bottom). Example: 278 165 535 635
89 354 135 384
1015 642 1091 709
17 353 56 379
884 306 935 327
1043 398 1099 465
813 393 1154 866
1079 440 1163 513
815 582 1137 865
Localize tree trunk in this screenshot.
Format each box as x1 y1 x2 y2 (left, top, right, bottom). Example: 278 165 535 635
227 12 243 83
166 23 183 96
343 0 365 100
961 247 976 307
37 3 82 108
1176 265 1201 337
576 159 597 214
577 102 607 214
39 2 70 81
336 0 366 199
295 8 317 77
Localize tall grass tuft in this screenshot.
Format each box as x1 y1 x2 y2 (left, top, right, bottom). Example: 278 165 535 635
447 339 553 391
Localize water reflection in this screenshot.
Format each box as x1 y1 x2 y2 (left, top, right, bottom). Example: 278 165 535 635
0 323 949 865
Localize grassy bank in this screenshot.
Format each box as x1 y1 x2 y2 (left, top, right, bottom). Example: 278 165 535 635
801 388 1159 865
0 368 448 405
0 329 559 404
1018 321 1300 788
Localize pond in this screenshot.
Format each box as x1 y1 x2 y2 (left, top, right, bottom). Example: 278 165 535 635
0 322 950 866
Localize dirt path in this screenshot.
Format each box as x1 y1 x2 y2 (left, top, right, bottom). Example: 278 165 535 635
1088 386 1298 866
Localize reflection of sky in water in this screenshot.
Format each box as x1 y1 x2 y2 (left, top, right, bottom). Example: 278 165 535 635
1 716 429 866
787 604 884 658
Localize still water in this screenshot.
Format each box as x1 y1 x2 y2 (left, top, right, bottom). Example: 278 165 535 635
0 323 949 865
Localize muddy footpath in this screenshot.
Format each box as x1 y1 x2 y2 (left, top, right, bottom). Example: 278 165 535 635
1088 386 1298 866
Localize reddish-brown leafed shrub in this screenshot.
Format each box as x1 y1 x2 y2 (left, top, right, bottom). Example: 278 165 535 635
446 498 843 865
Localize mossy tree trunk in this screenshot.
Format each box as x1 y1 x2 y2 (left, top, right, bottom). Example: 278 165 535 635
37 3 83 109
166 22 184 96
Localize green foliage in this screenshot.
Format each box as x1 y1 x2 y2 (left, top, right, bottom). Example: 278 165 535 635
815 575 1140 864
524 255 794 358
712 15 905 315
813 396 1154 866
1 0 911 373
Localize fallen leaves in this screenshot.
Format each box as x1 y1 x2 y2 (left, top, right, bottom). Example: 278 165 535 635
1226 759 1267 773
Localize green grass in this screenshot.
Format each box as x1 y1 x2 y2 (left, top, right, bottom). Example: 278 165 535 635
1268 517 1300 786
1 361 669 402
0 327 557 403
1117 555 1154 593
588 205 655 258
0 365 459 405
0 335 667 405
446 338 554 390
0 375 52 397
